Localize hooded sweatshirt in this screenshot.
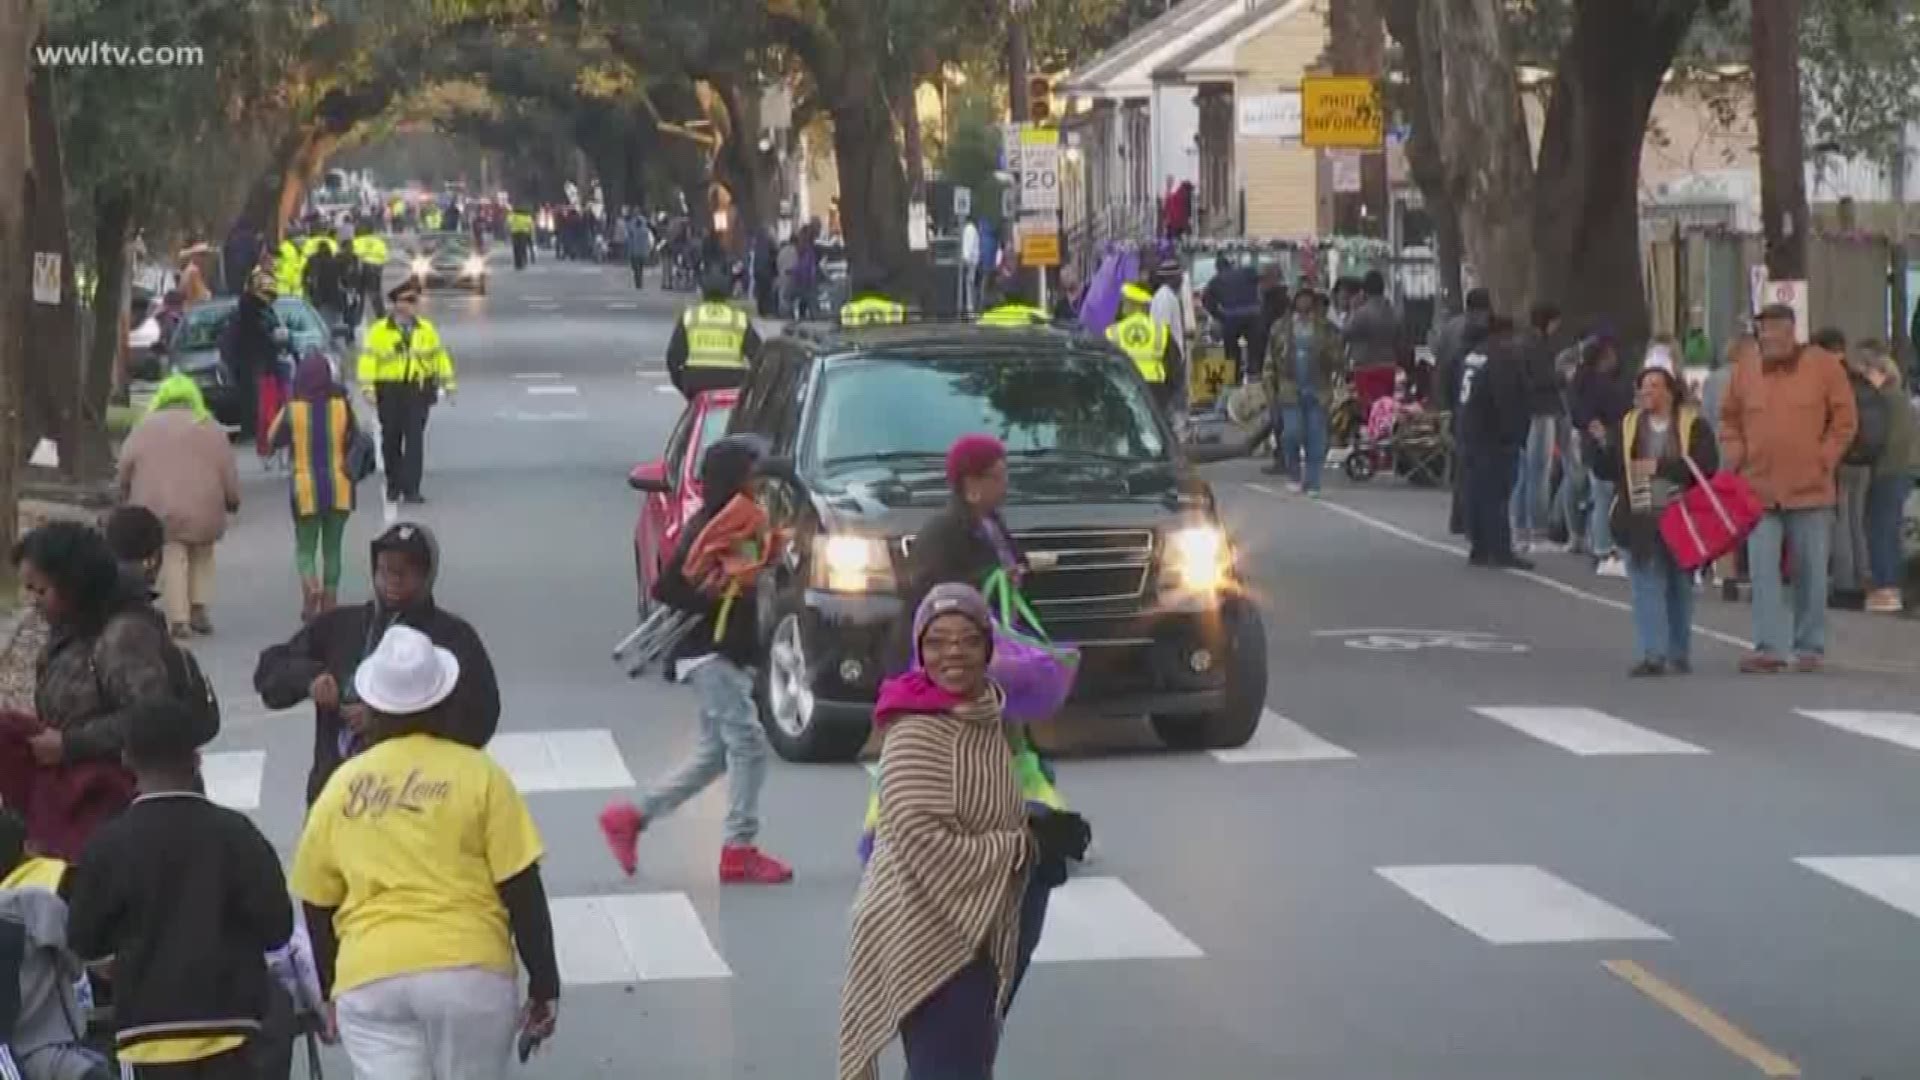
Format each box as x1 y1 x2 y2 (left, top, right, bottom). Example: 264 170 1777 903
251 523 500 804
0 884 91 1066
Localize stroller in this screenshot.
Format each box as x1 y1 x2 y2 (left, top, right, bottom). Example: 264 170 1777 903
1343 401 1452 486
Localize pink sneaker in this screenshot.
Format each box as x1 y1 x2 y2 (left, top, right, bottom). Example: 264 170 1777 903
597 802 644 876
719 844 793 885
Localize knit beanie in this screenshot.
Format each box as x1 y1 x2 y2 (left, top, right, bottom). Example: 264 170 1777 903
945 433 1006 491
913 582 996 666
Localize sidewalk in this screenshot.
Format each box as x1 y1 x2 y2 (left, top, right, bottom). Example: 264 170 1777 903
1211 458 1920 677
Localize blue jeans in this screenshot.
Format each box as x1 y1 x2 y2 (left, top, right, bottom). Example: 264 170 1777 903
1588 476 1618 557
1746 508 1834 659
1867 473 1911 590
1511 415 1558 537
638 658 768 844
1628 546 1694 663
1276 398 1328 491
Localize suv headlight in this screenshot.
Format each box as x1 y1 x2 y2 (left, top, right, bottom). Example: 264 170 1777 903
410 257 430 275
463 256 484 275
1165 525 1231 593
813 534 896 594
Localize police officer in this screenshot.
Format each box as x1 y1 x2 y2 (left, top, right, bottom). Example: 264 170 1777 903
839 271 906 327
509 206 535 270
667 268 763 399
1107 282 1182 412
358 278 457 505
976 283 1049 327
351 224 389 323
275 222 307 298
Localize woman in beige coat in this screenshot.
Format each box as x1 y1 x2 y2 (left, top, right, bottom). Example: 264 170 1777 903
116 372 239 637
838 583 1088 1080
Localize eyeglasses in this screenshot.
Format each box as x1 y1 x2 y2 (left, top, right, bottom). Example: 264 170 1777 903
921 631 987 656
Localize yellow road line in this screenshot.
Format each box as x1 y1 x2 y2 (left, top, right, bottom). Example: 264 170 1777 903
1603 959 1801 1078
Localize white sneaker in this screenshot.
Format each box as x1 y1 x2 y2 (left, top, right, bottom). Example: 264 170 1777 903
1286 481 1304 495
1595 555 1627 579
1558 540 1586 556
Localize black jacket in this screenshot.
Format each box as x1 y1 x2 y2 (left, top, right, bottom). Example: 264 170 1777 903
1521 330 1563 417
222 291 280 382
1461 335 1530 449
888 499 1024 675
252 526 499 804
1590 410 1719 561
67 793 292 1055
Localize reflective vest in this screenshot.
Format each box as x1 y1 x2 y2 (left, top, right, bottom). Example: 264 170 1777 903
423 209 442 231
352 234 388 265
840 296 906 327
275 239 305 296
1107 313 1169 384
357 316 455 389
977 303 1049 327
0 855 66 892
682 302 749 369
508 212 534 236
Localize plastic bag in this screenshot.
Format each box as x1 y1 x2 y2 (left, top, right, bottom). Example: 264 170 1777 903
979 570 1080 723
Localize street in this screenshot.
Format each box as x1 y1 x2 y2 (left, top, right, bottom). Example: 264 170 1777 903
180 257 1920 1080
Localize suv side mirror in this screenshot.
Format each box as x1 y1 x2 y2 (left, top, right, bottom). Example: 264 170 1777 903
628 461 671 493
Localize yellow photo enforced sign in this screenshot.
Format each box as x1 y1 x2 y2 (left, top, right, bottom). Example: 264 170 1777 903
1302 76 1384 150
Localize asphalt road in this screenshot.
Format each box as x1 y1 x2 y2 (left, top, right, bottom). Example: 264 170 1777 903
180 250 1920 1079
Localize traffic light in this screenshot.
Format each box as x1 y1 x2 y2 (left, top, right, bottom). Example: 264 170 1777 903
1028 75 1051 124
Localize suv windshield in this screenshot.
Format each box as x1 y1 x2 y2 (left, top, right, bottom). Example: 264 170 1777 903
809 352 1167 470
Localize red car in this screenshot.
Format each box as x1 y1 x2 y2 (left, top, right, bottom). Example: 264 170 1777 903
629 387 738 614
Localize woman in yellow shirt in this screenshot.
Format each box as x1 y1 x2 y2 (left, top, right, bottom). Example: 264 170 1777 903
291 625 559 1080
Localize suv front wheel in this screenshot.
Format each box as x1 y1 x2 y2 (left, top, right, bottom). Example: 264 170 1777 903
757 612 871 762
1150 598 1267 751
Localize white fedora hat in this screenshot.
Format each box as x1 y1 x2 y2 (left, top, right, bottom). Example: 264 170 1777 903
354 625 461 716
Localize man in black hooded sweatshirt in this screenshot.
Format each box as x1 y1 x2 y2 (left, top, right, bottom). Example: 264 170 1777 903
252 522 500 804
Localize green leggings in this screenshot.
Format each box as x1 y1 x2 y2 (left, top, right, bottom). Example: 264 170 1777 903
294 512 350 589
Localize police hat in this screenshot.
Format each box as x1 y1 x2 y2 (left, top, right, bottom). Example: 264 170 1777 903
387 278 423 303
1121 282 1153 305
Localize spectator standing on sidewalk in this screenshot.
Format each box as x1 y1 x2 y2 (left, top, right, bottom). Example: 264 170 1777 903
1433 289 1493 536
1718 303 1858 673
1568 334 1633 577
1459 317 1533 569
1262 287 1344 495
1858 345 1916 613
1591 367 1717 676
1511 302 1564 553
1828 331 1880 603
1701 335 1757 597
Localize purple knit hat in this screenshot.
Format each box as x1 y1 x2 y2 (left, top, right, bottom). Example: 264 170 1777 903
913 582 995 666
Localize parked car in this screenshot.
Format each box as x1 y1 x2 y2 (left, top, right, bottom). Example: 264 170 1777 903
406 231 487 294
629 387 739 615
144 296 343 432
725 321 1269 762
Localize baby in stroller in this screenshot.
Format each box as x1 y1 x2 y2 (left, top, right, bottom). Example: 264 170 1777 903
1344 368 1450 486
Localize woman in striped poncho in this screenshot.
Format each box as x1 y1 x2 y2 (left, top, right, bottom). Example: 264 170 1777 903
838 583 1090 1080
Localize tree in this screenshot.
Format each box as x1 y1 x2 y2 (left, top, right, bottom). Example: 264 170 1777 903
0 0 43 574
1801 0 1920 164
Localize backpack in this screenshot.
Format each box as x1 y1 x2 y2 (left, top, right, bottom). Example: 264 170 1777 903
1846 374 1890 467
94 608 222 746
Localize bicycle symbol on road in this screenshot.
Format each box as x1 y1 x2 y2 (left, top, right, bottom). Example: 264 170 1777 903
1312 629 1530 654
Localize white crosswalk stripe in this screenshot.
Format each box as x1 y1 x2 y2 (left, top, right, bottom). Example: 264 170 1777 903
550 893 733 983
1377 864 1671 944
202 750 266 811
1796 856 1920 919
1211 709 1354 764
488 729 637 793
1795 710 1920 751
1471 706 1708 756
1030 877 1204 962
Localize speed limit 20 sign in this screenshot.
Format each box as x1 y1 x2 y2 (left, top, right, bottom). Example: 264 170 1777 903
1018 126 1060 213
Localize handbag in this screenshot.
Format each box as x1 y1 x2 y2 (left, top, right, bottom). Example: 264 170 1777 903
346 425 378 483
1658 455 1762 571
978 569 1081 723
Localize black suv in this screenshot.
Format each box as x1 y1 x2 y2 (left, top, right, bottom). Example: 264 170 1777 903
731 321 1268 762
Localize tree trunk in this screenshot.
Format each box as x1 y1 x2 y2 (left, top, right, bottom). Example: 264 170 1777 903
830 92 915 293
1751 0 1808 280
1383 0 1464 309
1531 1 1696 349
1423 0 1534 317
243 126 305 241
0 0 39 566
275 126 344 238
23 62 78 470
899 71 926 197
73 186 133 483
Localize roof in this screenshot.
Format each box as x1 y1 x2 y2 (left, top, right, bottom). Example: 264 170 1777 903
1151 0 1313 84
777 319 1112 356
1060 0 1243 98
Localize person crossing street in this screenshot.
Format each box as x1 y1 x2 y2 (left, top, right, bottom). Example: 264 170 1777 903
357 279 456 506
667 268 762 399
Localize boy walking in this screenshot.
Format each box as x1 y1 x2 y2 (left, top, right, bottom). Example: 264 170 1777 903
66 699 293 1077
599 436 792 884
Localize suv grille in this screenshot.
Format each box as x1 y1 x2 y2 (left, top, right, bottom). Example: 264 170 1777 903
898 529 1156 611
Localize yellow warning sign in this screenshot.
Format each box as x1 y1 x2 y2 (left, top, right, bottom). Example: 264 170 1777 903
1301 76 1384 150
1019 231 1060 268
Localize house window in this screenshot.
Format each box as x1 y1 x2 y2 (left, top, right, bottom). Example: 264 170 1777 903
1197 88 1234 231
1125 104 1151 208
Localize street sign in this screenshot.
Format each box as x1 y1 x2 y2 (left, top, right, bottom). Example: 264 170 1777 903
1302 76 1384 150
32 252 60 305
1238 92 1302 140
1018 215 1060 268
954 186 971 217
1019 126 1061 213
1002 124 1023 176
908 200 929 252
1330 152 1362 193
1763 279 1809 342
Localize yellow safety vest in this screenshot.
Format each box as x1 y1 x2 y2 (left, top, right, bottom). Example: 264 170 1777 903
1620 406 1698 474
508 212 534 236
977 303 1049 327
301 236 336 259
352 234 388 265
423 209 442 230
357 316 455 389
276 240 305 296
840 296 906 327
1107 313 1169 384
682 302 749 369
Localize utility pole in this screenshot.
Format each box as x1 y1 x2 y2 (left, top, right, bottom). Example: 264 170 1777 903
1008 0 1031 127
1751 0 1808 280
